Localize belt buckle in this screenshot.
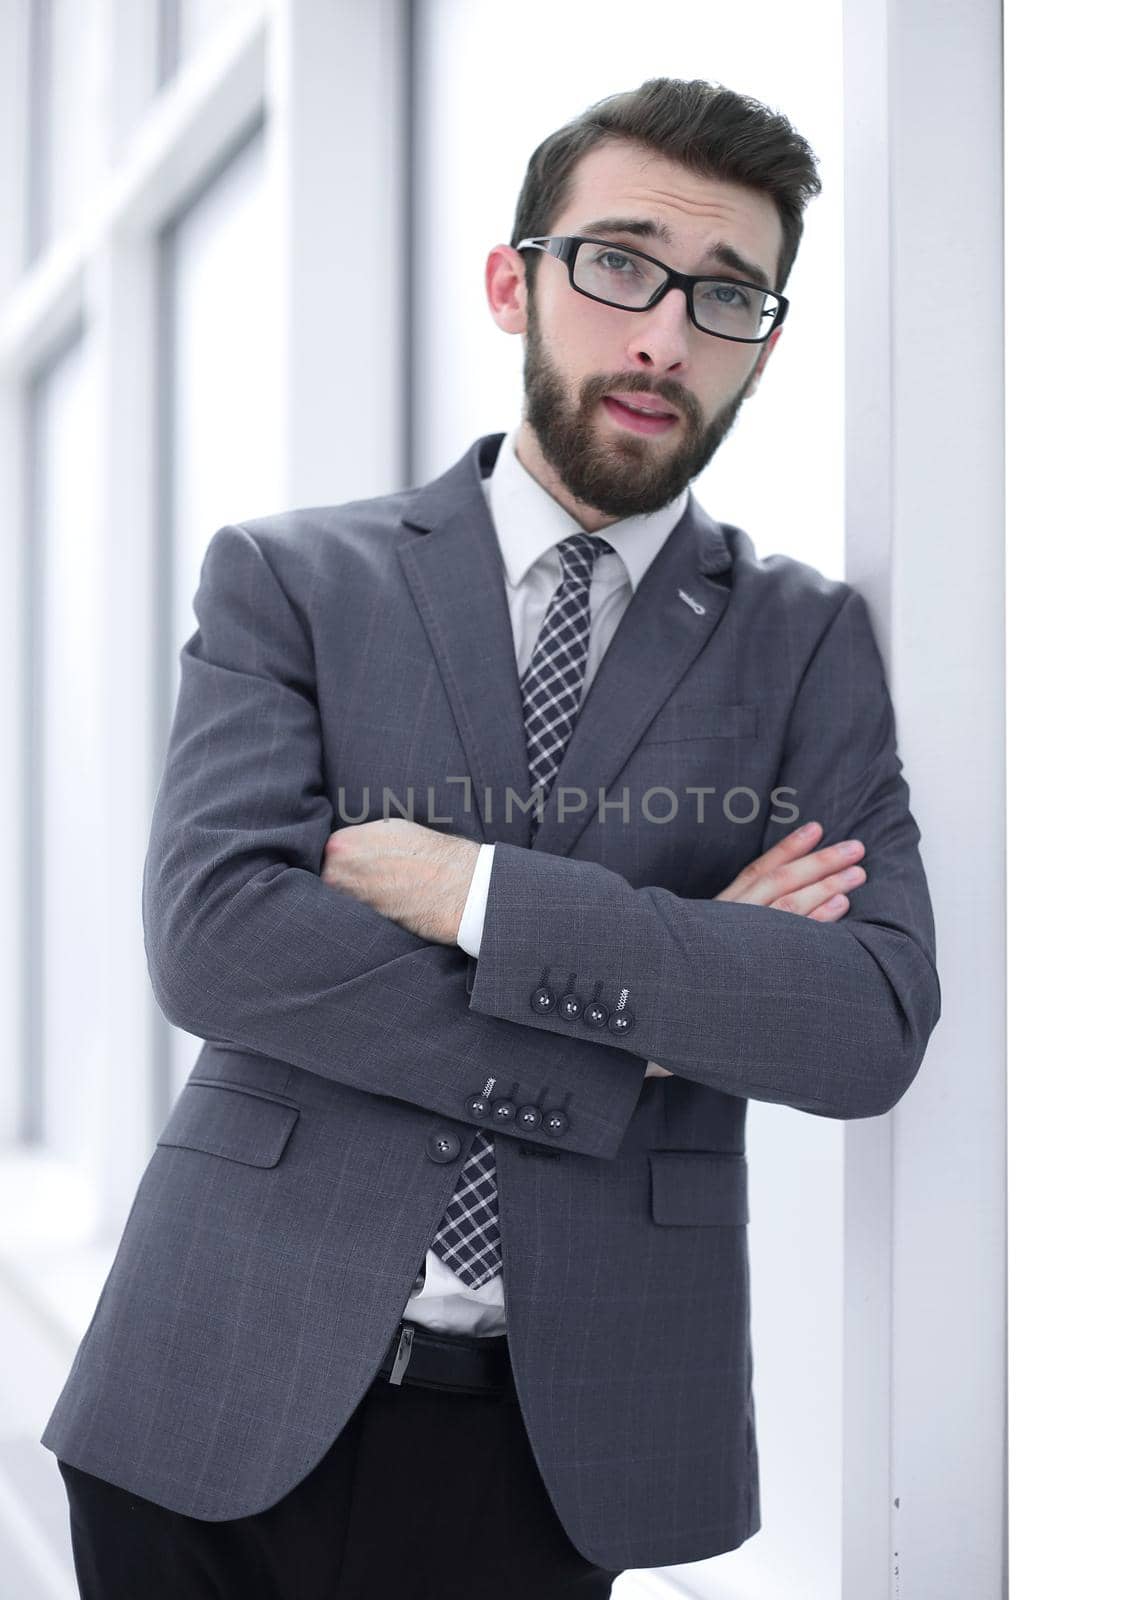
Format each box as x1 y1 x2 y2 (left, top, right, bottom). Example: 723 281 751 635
388 1324 414 1386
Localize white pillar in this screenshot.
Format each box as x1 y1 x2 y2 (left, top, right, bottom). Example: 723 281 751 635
844 1 1006 1595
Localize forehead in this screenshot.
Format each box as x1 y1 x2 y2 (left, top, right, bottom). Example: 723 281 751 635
553 139 783 273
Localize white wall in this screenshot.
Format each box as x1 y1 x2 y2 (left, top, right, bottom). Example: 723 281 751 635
1004 2 1129 1593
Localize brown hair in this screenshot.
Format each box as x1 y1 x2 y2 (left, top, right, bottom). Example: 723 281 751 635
509 77 821 296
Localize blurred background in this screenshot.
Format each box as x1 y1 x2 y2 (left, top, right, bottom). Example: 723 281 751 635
0 2 1123 1598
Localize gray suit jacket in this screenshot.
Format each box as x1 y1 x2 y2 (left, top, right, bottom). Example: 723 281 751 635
41 431 941 1571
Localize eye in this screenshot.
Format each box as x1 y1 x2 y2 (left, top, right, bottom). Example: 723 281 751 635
706 283 754 309
594 250 638 274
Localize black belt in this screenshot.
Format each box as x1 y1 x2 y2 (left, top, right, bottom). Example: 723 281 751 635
376 1320 514 1399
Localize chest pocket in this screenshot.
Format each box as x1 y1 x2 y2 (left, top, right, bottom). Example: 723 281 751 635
638 701 760 744
157 1079 300 1169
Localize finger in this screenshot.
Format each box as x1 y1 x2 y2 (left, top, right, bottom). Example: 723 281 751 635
707 825 806 902
713 821 824 899
716 835 866 905
718 862 866 914
768 865 866 917
744 819 825 875
805 894 851 922
719 824 866 901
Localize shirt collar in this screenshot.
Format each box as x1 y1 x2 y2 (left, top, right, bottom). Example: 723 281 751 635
479 425 689 594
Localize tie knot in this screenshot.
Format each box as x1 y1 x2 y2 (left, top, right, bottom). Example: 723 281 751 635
556 532 616 585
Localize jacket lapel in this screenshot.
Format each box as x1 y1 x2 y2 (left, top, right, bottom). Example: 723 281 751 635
397 433 736 858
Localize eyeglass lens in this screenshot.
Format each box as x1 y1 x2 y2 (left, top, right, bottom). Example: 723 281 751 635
573 241 774 341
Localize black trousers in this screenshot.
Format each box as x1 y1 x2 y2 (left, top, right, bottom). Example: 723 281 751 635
57 1357 621 1599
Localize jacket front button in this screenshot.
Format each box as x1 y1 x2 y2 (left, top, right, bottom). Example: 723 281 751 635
465 1094 491 1121
557 992 582 1021
530 985 556 1014
491 1098 516 1125
608 1010 636 1036
516 1104 542 1130
543 1109 570 1138
426 1131 463 1164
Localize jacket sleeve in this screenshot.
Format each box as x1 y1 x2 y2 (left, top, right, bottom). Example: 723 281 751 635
141 523 645 1160
466 587 942 1120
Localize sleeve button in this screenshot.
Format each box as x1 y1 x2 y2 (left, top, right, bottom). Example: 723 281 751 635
491 1098 517 1124
465 1094 491 1121
608 1010 636 1036
516 1104 542 1130
557 992 583 1021
530 985 556 1014
583 1001 608 1027
543 1110 570 1138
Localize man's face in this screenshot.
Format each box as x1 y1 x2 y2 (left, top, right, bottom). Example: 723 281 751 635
499 140 785 524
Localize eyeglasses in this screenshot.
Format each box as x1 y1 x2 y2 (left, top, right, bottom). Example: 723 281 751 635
515 234 788 345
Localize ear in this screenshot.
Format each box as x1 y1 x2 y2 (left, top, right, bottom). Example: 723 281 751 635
741 324 783 400
485 245 529 336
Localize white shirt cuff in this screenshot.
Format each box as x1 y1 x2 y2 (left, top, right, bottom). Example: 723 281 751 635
456 842 495 958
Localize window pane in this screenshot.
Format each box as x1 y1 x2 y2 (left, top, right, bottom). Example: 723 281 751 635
159 119 282 1094
27 328 106 1161
26 0 100 262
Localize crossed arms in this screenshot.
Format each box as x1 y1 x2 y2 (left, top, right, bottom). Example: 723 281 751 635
143 523 942 1165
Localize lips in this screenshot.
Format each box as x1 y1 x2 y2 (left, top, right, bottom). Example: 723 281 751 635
601 395 679 436
604 391 678 419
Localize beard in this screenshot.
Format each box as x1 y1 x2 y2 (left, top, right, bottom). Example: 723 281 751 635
521 290 757 520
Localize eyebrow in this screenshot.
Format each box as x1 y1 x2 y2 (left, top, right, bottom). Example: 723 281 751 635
577 215 772 290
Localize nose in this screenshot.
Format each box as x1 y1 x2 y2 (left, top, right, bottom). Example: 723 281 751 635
624 283 690 373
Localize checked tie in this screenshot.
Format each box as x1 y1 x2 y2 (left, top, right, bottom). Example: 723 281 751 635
430 531 616 1288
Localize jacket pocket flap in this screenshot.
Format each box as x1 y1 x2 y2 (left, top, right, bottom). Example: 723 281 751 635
640 701 760 744
650 1150 749 1226
157 1081 299 1168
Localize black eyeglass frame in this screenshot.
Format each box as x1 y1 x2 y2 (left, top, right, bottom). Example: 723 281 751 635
514 234 788 344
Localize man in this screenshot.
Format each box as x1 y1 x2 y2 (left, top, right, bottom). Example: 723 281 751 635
42 77 940 1598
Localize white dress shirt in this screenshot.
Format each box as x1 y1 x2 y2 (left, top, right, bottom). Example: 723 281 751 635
400 424 688 1336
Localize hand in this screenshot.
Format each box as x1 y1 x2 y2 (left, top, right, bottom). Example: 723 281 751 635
319 818 481 946
713 818 866 915
643 821 867 1078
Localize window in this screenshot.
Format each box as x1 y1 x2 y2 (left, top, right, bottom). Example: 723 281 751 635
25 325 105 1161
157 114 282 1099
25 0 100 265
